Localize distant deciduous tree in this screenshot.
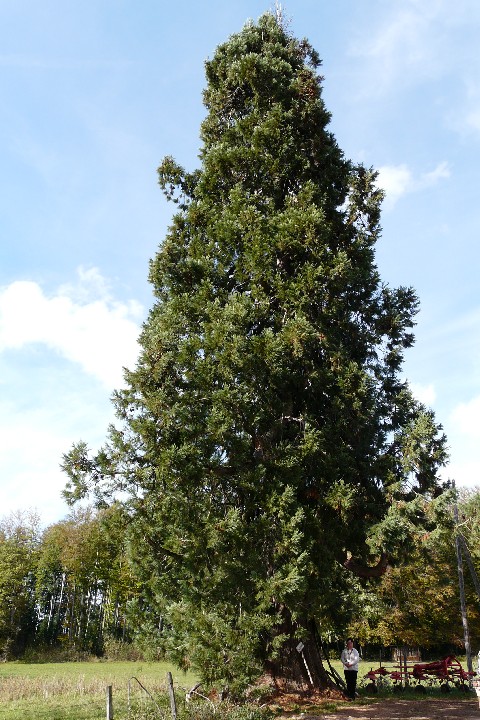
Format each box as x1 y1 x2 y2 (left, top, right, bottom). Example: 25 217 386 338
35 506 135 654
349 494 467 651
0 511 40 658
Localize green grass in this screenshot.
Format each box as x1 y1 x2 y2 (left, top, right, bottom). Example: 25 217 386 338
0 661 200 720
0 656 475 719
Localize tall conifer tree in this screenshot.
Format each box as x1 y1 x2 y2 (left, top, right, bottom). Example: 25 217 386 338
63 13 448 691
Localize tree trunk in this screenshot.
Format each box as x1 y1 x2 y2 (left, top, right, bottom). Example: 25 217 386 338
265 610 342 692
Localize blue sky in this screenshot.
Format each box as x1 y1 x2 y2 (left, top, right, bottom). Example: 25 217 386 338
1 0 479 524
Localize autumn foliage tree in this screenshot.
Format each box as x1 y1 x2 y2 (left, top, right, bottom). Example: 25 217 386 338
0 512 40 658
35 506 136 655
62 13 448 692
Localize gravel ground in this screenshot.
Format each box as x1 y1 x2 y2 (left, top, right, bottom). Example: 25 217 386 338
319 697 480 719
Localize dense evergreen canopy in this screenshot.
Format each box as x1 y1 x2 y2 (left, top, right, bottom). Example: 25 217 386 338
63 13 448 691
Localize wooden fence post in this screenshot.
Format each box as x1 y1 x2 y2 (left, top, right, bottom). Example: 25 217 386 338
166 672 177 720
106 684 113 720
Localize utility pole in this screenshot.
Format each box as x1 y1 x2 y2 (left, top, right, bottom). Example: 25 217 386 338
453 482 473 675
458 534 480 607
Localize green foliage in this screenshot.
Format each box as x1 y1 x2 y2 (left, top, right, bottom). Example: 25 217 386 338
349 488 480 650
34 504 138 655
164 602 267 694
0 511 40 658
62 12 448 690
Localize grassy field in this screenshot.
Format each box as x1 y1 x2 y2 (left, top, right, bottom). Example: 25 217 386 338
0 656 473 719
0 661 199 720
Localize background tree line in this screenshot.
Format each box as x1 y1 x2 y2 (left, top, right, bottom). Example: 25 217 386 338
0 505 142 660
1 489 480 662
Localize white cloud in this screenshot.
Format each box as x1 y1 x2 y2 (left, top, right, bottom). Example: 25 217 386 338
0 379 116 525
348 3 440 99
0 268 143 389
411 382 436 406
350 0 477 92
421 161 450 185
451 395 480 439
58 266 113 303
465 110 480 133
440 460 480 490
377 165 413 208
346 0 480 141
377 161 450 208
0 406 79 523
0 267 144 524
434 395 480 489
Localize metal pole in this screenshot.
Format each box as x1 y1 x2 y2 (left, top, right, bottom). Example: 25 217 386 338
296 641 314 686
453 484 473 676
301 649 314 685
458 534 480 607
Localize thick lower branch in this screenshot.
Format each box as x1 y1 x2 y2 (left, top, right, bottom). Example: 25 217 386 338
340 551 389 578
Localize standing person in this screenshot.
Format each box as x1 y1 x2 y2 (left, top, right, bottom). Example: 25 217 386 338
341 637 360 700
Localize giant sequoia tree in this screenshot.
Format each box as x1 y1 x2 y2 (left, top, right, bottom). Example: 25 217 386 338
63 13 448 692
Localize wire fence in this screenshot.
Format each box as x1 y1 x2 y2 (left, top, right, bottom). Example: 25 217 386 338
0 672 214 720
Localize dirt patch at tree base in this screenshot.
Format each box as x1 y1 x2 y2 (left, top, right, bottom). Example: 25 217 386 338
266 688 480 720
325 698 479 719
280 698 480 719
260 678 480 719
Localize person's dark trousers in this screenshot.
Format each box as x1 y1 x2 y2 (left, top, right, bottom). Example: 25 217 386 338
344 670 357 699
